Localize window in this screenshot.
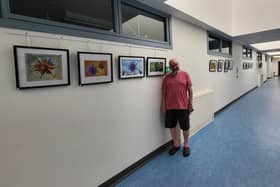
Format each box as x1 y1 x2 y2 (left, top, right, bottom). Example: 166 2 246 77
10 0 114 31
257 51 262 61
208 35 220 53
222 40 232 54
242 48 247 58
243 46 252 59
1 0 171 48
208 33 232 56
121 2 166 42
265 55 269 62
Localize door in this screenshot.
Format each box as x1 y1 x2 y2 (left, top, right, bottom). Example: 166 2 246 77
278 61 280 76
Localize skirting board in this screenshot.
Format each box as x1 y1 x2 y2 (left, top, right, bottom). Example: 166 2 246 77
98 140 172 187
215 86 257 116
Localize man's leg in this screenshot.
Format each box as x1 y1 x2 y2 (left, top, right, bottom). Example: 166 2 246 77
166 110 180 155
182 130 190 148
168 126 180 155
178 110 191 157
170 127 180 147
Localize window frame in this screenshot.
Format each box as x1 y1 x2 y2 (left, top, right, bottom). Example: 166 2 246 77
207 32 232 57
265 54 269 62
242 46 253 60
119 0 168 43
0 0 172 49
257 52 262 61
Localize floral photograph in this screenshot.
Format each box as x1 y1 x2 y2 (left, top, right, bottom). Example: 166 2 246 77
14 46 70 89
146 57 166 77
84 60 108 77
25 54 63 81
119 56 145 79
78 52 113 85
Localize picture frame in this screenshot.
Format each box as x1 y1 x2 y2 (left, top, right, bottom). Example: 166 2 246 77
146 57 166 77
224 60 229 72
243 63 246 69
77 52 113 85
217 60 223 72
14 45 70 89
119 56 145 79
229 60 233 70
209 60 217 72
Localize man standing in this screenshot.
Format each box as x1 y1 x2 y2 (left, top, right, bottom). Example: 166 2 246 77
162 59 193 157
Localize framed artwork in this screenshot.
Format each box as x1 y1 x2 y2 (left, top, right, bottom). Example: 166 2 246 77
146 57 166 77
13 45 70 89
224 60 229 72
209 60 217 72
217 60 223 72
78 52 113 85
229 60 233 70
119 56 145 79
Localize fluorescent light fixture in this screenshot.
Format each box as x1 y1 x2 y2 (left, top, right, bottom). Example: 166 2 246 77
267 51 280 56
273 55 280 58
251 40 280 51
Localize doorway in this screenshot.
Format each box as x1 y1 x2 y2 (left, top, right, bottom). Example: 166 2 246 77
278 61 280 76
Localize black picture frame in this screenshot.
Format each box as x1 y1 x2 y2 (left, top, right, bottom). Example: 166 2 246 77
118 56 145 79
209 60 217 72
217 60 223 72
14 45 70 89
243 62 246 69
229 60 233 70
146 57 166 77
224 60 229 72
77 52 113 86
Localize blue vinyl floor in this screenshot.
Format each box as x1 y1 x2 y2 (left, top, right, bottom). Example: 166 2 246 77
116 78 280 187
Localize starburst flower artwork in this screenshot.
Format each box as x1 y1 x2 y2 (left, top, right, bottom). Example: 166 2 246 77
14 46 70 89
26 54 63 81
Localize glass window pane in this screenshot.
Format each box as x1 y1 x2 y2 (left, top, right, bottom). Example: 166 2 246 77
10 0 114 31
243 48 247 58
121 3 166 42
258 52 262 61
248 49 252 58
222 40 231 54
208 36 220 52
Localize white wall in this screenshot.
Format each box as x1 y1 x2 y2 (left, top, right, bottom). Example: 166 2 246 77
232 0 280 36
267 57 272 78
166 0 280 37
0 17 259 187
208 43 258 111
165 0 232 35
272 58 280 76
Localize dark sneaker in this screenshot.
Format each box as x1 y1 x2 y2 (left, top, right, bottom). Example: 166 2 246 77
168 146 180 155
183 147 190 157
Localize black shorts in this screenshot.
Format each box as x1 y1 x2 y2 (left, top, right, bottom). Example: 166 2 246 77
165 109 190 131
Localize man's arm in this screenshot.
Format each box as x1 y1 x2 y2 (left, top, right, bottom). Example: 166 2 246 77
187 86 193 112
161 85 166 114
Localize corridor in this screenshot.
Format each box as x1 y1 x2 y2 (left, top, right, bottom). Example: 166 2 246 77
117 78 280 187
